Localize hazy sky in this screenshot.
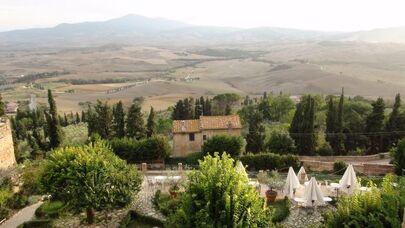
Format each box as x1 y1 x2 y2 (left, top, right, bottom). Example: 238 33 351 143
1 0 405 32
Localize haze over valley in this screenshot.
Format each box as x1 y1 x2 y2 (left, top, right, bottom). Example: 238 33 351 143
1 14 405 112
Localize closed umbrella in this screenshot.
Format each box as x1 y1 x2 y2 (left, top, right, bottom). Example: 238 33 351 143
303 177 325 206
284 167 300 198
297 166 308 184
339 164 358 195
235 161 248 178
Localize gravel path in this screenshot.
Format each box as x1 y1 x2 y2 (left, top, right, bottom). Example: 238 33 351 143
131 180 166 222
1 201 43 228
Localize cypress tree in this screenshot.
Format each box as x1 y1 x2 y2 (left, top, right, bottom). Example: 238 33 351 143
126 102 145 139
146 106 156 138
32 110 44 150
335 88 345 154
194 99 201 119
301 96 316 155
365 98 385 154
94 100 113 139
64 113 68 126
385 94 401 149
75 112 80 124
290 103 303 153
245 111 265 153
86 106 97 137
47 89 63 149
0 93 4 116
81 110 86 122
172 100 185 120
199 96 205 115
113 101 126 138
183 98 194 119
225 104 232 115
204 98 212 116
325 96 337 153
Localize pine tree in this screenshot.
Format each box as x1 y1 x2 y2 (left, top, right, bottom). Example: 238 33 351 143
365 97 385 154
0 93 4 116
47 89 63 149
385 93 401 149
126 103 145 139
94 100 113 139
146 106 156 138
245 111 265 153
113 101 126 138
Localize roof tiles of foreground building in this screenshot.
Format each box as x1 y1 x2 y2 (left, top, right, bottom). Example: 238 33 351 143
172 115 242 133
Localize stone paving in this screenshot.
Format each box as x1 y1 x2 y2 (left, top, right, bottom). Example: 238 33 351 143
281 205 334 228
131 179 166 222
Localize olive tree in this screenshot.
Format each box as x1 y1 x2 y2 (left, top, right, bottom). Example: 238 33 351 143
40 140 142 224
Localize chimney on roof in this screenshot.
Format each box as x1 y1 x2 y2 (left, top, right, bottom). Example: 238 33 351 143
181 120 186 131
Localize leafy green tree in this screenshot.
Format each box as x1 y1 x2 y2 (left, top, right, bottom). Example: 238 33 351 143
266 130 296 154
113 101 126 138
46 90 63 149
146 106 156 138
335 88 346 154
0 93 4 116
126 102 145 139
202 135 244 157
365 98 385 154
385 94 402 149
245 110 265 153
40 141 142 224
212 93 240 115
168 153 273 227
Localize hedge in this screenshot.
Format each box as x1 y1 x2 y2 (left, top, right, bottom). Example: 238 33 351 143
239 153 300 171
109 136 171 163
202 135 244 157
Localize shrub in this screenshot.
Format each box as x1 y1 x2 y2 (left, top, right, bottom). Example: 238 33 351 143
271 198 290 223
35 201 65 219
392 138 405 175
152 190 181 216
18 219 52 228
0 206 10 220
21 160 44 195
0 177 12 191
168 153 273 227
324 174 403 227
333 161 347 175
40 140 142 224
202 135 244 157
7 192 28 209
109 136 171 162
239 153 300 171
266 131 295 154
318 142 333 156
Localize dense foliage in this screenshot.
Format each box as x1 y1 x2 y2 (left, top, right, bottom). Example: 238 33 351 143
168 153 273 227
392 138 405 175
323 175 405 227
40 141 142 223
109 136 171 162
239 153 300 171
202 135 244 157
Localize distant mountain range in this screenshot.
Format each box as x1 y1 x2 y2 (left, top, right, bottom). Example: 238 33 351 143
1 14 405 47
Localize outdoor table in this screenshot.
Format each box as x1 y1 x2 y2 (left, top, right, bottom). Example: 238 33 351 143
359 186 368 192
330 183 341 198
323 197 332 202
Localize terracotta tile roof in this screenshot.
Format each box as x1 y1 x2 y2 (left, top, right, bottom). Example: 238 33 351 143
172 115 242 133
172 119 200 133
200 115 242 130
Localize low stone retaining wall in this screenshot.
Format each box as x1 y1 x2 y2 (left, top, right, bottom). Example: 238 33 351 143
299 152 390 163
301 160 394 175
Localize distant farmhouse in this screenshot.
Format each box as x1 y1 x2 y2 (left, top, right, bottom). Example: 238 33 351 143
172 115 242 157
5 102 18 114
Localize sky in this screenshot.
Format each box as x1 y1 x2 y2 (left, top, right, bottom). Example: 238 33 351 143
1 0 405 32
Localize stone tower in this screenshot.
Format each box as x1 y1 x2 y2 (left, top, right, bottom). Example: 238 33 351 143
0 118 16 169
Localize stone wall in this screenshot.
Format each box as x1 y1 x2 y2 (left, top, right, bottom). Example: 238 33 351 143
0 119 16 170
301 160 394 175
299 153 390 163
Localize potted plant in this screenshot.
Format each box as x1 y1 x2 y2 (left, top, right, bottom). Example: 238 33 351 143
169 184 180 198
257 170 284 204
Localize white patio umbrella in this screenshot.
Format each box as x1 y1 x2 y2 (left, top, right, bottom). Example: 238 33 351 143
297 166 308 184
303 177 325 207
235 161 248 178
339 164 358 195
284 167 300 198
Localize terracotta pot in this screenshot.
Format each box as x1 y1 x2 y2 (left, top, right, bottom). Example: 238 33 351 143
169 191 178 198
265 189 277 204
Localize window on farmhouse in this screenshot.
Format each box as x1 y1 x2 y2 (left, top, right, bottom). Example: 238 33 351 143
189 133 195 141
203 135 207 140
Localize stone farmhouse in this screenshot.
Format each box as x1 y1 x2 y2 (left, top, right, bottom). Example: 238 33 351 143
172 115 242 157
